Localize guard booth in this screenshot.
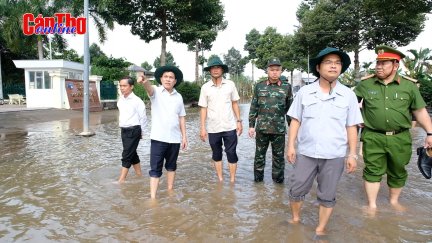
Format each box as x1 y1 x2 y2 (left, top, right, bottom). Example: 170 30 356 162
13 59 102 110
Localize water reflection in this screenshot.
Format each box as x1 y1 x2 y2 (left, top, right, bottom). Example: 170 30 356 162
0 106 431 242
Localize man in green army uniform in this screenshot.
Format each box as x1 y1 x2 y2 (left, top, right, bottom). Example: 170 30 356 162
248 58 293 183
355 45 432 212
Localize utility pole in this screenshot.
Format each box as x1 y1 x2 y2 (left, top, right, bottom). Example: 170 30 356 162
79 0 95 137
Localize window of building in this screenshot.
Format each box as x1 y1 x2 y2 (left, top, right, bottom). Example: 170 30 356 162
29 71 52 89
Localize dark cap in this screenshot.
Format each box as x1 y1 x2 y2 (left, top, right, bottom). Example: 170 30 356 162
375 45 405 61
203 56 229 73
309 47 351 78
267 58 281 68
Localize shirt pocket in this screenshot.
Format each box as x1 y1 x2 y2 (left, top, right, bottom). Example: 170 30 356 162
365 92 382 109
258 91 269 106
391 92 410 108
330 101 348 122
302 98 319 119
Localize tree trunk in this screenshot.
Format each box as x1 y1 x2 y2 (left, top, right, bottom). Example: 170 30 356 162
195 40 199 83
354 48 360 82
160 11 167 66
251 59 255 82
38 38 43 60
290 70 294 88
0 52 3 100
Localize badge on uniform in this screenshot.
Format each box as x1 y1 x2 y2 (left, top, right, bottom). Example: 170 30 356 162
417 147 432 179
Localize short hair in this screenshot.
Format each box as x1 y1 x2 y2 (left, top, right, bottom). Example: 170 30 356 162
120 76 134 85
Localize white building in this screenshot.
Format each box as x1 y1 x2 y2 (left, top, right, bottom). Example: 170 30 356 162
13 60 102 109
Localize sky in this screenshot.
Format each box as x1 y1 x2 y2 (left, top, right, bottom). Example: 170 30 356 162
65 0 432 81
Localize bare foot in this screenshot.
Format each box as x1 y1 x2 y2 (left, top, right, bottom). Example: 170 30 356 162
362 205 377 217
288 218 300 224
313 231 329 243
390 202 406 212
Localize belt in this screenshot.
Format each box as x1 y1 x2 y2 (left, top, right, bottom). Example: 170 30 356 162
367 128 408 136
121 125 140 131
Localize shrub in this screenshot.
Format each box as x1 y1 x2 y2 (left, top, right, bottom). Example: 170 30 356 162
418 75 432 108
176 81 201 103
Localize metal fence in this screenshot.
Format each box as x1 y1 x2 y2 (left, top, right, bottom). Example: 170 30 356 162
100 81 117 100
2 83 25 98
2 82 117 100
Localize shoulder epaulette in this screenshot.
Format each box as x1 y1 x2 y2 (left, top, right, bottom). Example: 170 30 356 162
361 74 375 81
401 75 418 83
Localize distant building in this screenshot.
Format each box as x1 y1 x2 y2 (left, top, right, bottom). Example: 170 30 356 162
13 59 102 110
127 64 154 80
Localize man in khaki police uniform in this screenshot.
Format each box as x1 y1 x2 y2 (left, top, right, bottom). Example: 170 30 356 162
355 45 432 212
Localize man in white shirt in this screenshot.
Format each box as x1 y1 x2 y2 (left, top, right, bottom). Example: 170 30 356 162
117 77 147 183
198 56 242 183
138 66 187 199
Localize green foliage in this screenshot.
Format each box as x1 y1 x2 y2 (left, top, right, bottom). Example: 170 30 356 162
153 52 178 69
231 74 254 98
140 61 153 72
403 48 432 107
339 68 357 88
294 0 431 75
244 28 261 60
176 82 201 103
89 43 106 62
53 49 82 62
91 56 131 82
132 82 149 102
246 27 299 72
107 0 226 66
418 75 432 107
223 47 248 76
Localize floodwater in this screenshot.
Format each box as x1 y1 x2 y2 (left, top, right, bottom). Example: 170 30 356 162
0 104 431 242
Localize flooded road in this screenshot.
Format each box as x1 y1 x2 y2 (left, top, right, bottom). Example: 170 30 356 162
1 104 431 242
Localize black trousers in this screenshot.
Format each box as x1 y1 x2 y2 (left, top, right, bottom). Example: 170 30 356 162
121 125 141 168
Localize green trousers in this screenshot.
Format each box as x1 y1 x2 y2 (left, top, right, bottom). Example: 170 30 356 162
362 129 412 188
254 132 285 183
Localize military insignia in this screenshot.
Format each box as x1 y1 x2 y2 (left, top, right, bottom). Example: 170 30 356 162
378 49 385 54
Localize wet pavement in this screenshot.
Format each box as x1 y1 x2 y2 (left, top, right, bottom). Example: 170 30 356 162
0 105 431 242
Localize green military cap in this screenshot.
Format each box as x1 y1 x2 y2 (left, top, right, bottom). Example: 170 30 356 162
375 45 405 61
267 58 281 67
280 75 288 81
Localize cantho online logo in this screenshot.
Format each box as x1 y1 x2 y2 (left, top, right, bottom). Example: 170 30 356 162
22 13 86 35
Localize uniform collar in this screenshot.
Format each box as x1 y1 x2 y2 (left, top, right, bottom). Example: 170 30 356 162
375 73 401 85
266 79 281 86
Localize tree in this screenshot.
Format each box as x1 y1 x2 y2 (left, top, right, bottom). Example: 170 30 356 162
253 27 293 71
294 0 431 79
403 48 432 107
153 51 177 69
106 0 225 66
140 61 153 72
91 56 131 82
223 47 248 78
244 29 261 82
89 43 106 62
244 29 261 60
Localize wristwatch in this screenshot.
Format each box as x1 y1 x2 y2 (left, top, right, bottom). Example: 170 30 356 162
237 119 242 122
427 132 432 136
347 154 358 160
